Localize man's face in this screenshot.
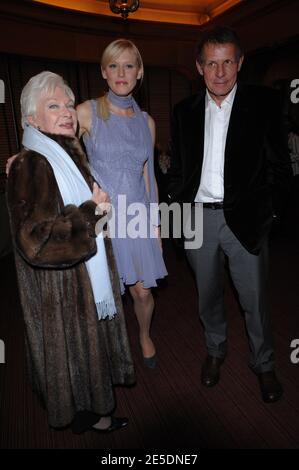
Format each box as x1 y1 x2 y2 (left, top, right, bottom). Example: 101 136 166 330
196 42 243 105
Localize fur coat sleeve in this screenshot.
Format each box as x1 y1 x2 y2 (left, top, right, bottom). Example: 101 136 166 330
7 136 103 268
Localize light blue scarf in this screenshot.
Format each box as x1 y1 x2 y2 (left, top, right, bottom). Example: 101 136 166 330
22 125 117 320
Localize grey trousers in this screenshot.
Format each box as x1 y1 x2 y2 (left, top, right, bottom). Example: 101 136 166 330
185 207 274 373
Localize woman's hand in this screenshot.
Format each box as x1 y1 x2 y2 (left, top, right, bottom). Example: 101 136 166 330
92 182 111 214
153 225 162 252
6 154 18 175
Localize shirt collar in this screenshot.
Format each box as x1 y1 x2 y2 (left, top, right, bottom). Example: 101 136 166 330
206 82 237 108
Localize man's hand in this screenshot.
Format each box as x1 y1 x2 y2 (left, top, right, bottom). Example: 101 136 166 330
6 154 18 175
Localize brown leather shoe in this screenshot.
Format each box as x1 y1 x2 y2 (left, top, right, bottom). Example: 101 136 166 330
201 355 224 387
257 371 283 403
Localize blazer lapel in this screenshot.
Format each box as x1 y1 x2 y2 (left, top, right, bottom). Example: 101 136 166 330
225 83 248 159
189 90 205 174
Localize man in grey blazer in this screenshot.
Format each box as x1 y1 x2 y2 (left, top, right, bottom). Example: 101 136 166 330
168 26 292 402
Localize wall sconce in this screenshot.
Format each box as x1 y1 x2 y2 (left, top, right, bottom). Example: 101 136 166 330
109 1 140 20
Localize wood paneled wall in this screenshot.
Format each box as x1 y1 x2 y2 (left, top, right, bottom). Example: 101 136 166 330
0 0 299 179
0 53 193 178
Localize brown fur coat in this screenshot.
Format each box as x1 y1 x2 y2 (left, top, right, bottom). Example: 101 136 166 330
7 133 135 428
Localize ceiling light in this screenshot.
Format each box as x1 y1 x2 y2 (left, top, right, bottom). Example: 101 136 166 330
109 1 140 20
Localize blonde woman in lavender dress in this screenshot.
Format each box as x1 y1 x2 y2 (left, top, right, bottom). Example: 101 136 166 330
77 39 167 368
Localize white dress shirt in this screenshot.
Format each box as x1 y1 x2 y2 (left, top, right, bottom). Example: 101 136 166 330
195 84 237 202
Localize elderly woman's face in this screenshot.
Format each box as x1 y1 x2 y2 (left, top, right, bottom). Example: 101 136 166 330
28 87 77 136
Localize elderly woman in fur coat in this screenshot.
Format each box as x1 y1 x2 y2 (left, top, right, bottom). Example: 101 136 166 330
6 71 135 434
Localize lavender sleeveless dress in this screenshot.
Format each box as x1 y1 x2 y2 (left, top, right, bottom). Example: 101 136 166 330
83 98 167 294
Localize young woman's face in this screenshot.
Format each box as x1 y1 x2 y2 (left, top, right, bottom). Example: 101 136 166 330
101 48 142 96
28 86 77 136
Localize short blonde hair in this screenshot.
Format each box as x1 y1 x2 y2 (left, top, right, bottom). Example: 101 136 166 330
20 71 75 129
99 39 144 120
101 38 144 77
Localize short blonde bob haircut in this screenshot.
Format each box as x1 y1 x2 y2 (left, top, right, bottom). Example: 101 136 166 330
20 71 75 129
98 39 144 121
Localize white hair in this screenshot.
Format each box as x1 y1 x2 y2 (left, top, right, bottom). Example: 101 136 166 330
20 71 75 129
